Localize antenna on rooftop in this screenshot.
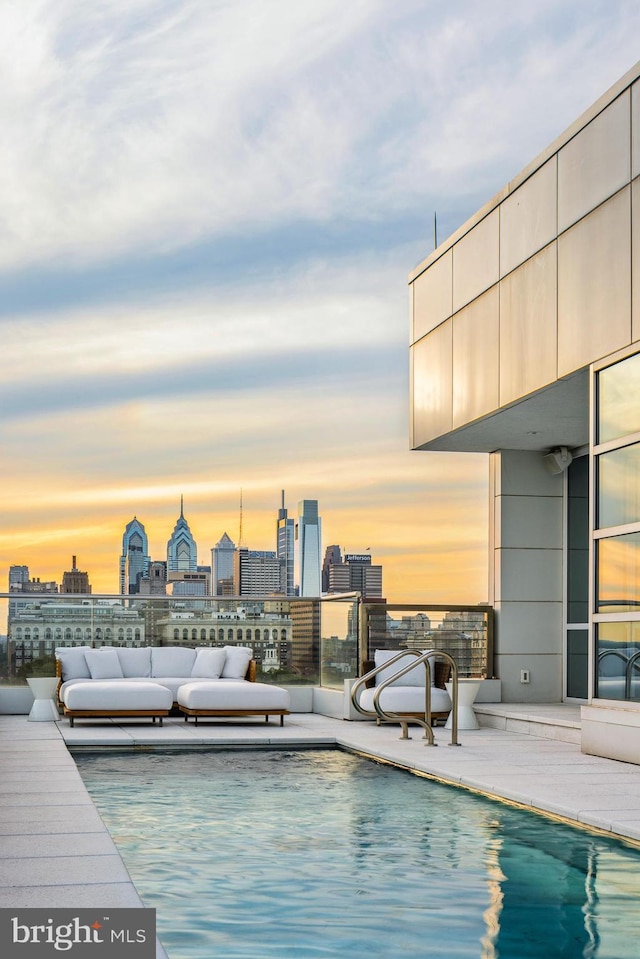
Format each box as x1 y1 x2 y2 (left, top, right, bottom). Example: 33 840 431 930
238 488 244 548
434 211 438 250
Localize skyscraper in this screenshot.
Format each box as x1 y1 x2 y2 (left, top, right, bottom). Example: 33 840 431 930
296 500 321 596
212 532 236 595
61 556 91 594
321 545 343 593
234 549 283 597
119 517 150 594
324 550 383 598
167 496 197 572
277 490 295 596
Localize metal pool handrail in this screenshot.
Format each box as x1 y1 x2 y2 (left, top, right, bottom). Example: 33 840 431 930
350 649 459 747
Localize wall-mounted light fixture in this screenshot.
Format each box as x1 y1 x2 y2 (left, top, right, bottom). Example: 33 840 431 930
543 446 573 475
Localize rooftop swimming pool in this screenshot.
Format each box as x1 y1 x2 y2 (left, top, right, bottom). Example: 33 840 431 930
75 749 640 959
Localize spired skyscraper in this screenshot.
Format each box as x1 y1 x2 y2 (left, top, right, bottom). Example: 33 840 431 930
120 517 150 594
277 490 295 596
167 497 197 572
296 500 322 596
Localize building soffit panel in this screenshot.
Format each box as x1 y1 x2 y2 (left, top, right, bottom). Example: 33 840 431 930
499 242 558 408
452 208 499 314
499 157 557 278
411 321 453 448
557 90 630 234
452 286 500 429
412 370 589 454
557 187 632 378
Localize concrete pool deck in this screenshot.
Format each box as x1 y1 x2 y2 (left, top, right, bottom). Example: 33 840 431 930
3 709 640 957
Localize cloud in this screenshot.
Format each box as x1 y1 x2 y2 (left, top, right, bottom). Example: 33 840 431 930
2 0 640 277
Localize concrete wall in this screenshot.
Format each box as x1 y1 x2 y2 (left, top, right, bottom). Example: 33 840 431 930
582 701 640 763
490 450 564 702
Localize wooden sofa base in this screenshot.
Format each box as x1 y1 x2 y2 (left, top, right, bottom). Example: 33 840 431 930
63 708 170 727
179 707 289 727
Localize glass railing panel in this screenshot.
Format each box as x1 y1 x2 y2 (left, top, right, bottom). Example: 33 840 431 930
1 592 360 688
1 594 493 689
319 596 359 689
361 603 494 680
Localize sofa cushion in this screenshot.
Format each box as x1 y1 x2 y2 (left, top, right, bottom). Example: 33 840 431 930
374 649 429 687
360 685 451 714
221 646 253 679
191 648 226 679
178 681 290 711
151 647 197 677
117 646 152 678
55 646 93 681
84 648 124 680
63 680 172 711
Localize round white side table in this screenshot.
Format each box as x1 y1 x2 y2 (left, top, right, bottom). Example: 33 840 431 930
27 677 60 722
445 679 481 730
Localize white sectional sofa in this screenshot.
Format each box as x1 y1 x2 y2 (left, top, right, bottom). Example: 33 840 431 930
55 645 290 727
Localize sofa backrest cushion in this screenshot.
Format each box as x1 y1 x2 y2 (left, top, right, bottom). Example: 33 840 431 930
55 646 93 681
191 647 226 679
151 646 197 677
221 645 253 679
374 649 430 687
84 647 124 680
117 646 152 678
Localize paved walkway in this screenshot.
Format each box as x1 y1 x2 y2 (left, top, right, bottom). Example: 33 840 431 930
3 709 640 957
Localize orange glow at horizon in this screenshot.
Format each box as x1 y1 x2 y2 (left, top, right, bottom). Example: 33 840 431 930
0 449 489 605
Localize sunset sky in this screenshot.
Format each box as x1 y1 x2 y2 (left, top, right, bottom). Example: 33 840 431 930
2 1 640 603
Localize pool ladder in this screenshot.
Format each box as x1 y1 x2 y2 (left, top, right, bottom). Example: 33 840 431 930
350 649 460 747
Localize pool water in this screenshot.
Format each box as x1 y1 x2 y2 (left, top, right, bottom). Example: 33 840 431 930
75 749 640 959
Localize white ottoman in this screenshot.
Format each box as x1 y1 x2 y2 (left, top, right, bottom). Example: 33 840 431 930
177 681 291 726
62 681 173 727
359 685 452 724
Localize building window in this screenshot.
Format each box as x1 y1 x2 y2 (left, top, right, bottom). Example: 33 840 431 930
594 350 640 701
597 443 640 528
596 533 640 612
597 351 640 443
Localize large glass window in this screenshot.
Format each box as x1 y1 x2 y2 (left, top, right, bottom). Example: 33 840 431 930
596 532 640 612
595 350 640 701
596 621 640 701
598 442 640 529
597 351 640 443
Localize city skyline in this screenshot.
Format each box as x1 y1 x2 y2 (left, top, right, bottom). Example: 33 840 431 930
2 3 640 606
8 495 384 598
